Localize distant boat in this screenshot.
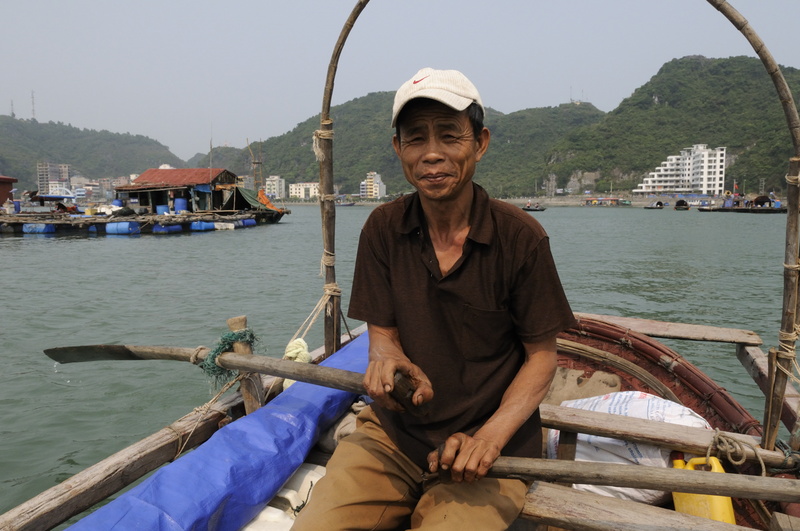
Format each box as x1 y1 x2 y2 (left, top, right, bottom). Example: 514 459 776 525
644 201 664 210
582 197 628 207
674 199 690 211
698 194 787 213
522 204 546 212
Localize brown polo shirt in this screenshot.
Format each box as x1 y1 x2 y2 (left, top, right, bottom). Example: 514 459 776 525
348 183 576 467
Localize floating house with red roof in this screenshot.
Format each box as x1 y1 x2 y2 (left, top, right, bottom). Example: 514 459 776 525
115 167 286 221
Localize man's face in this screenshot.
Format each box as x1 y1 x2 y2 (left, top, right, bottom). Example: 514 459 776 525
393 100 489 203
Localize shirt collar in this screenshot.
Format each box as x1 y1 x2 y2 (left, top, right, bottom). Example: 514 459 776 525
397 183 493 246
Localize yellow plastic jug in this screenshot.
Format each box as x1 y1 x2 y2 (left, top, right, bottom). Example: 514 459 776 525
672 456 736 524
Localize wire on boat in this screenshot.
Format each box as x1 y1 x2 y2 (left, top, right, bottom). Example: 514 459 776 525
557 338 680 403
290 283 340 343
773 352 800 388
288 279 355 361
774 440 800 473
169 374 245 459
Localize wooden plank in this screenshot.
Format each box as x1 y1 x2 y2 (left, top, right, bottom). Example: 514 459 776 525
491 457 800 503
539 404 794 468
520 481 753 530
575 313 762 346
737 344 800 431
770 512 800 531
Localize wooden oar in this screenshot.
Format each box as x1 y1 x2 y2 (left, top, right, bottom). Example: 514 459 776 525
47 344 367 388
44 344 430 416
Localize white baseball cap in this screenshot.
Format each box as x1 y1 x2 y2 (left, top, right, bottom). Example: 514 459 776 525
391 67 484 127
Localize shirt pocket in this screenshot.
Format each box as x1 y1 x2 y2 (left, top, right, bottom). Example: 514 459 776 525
459 305 514 361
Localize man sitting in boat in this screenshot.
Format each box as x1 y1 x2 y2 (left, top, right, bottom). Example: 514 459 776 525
292 68 576 530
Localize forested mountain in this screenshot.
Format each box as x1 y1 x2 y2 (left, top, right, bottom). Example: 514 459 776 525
217 55 800 197
544 55 800 195
2 56 798 197
0 117 182 190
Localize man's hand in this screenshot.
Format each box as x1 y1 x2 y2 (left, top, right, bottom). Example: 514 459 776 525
363 324 434 411
425 336 559 483
426 433 501 483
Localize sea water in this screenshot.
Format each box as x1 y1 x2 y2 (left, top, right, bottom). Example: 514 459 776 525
0 203 787 515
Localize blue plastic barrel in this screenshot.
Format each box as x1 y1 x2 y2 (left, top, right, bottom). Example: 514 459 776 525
242 218 257 227
106 221 141 235
190 221 215 231
22 223 55 234
153 223 182 234
13 201 20 213
173 198 188 212
112 199 123 207
155 205 170 215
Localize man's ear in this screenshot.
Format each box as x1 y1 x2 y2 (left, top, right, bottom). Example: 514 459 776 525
392 134 402 158
475 127 491 162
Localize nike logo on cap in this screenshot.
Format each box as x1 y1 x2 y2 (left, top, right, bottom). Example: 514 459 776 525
412 75 429 84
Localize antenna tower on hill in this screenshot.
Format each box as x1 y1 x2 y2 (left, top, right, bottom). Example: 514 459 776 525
247 138 263 191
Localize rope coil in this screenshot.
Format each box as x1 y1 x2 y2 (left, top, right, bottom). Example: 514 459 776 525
707 428 767 476
312 119 334 162
198 328 257 388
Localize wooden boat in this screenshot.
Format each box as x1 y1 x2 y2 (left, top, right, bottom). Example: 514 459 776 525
6 313 797 530
644 201 664 210
582 197 626 207
674 199 691 210
698 194 787 213
3 1 800 530
523 204 546 212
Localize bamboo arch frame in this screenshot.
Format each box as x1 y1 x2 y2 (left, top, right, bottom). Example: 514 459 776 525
317 0 800 450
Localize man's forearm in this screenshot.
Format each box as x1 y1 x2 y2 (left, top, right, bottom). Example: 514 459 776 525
473 338 557 450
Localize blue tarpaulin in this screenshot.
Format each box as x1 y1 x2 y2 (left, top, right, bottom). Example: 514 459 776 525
70 333 369 530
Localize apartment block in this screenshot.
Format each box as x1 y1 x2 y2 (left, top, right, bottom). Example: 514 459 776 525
289 182 319 200
632 145 726 195
359 171 386 199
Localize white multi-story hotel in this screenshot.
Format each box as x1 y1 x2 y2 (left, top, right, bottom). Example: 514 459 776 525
359 171 386 199
289 182 319 200
632 144 726 195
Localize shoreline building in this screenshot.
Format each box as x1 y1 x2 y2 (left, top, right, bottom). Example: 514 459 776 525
360 171 386 200
632 144 726 196
289 182 320 200
37 162 72 194
264 175 286 199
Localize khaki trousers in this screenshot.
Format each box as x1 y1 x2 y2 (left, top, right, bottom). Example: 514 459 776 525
291 406 527 531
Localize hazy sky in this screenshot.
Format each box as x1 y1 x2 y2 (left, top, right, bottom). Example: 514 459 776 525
3 1 799 161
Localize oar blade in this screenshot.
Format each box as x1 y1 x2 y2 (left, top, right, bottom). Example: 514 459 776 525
45 345 142 364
